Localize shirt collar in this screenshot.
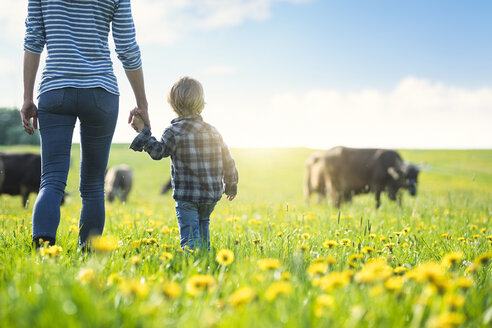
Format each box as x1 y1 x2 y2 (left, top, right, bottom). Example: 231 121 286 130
171 114 203 124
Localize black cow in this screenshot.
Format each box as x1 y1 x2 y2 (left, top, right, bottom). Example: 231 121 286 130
105 164 133 202
0 153 67 207
305 147 420 208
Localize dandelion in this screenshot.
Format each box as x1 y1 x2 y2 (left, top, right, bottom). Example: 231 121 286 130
186 275 216 296
369 234 376 239
384 277 404 291
216 249 234 266
258 258 281 270
265 281 292 301
163 282 182 299
301 233 310 240
131 256 142 265
77 268 96 285
90 236 119 252
314 272 351 291
394 266 407 275
428 312 465 328
355 259 392 283
314 294 335 317
444 293 465 309
160 252 173 261
474 252 492 265
307 262 328 277
362 246 375 254
348 254 363 261
229 286 256 307
384 243 395 249
323 240 338 248
441 252 463 268
453 280 472 293
406 262 449 292
119 279 149 299
40 245 63 257
298 244 309 251
107 273 122 286
340 238 351 246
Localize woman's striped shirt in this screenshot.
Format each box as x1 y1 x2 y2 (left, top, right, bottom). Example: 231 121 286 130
24 0 142 96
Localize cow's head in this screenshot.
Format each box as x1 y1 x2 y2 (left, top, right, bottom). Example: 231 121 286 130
403 163 420 196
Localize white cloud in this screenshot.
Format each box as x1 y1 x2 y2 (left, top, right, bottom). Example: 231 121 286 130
208 77 492 148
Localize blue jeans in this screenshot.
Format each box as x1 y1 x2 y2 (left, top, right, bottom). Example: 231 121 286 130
175 201 216 250
32 87 118 245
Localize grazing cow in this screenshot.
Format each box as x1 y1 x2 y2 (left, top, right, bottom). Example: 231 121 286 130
0 153 65 207
105 164 133 202
305 147 420 208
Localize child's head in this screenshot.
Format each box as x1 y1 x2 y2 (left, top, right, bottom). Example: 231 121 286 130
168 76 205 116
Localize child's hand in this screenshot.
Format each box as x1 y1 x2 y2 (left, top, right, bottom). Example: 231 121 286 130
226 194 236 201
131 114 145 132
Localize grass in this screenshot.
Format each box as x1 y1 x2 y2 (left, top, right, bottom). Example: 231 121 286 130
0 145 491 327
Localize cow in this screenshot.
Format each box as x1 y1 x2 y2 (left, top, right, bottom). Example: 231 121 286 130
105 164 133 202
305 147 420 208
0 153 67 207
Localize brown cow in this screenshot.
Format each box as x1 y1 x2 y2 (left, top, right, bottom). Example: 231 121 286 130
305 147 419 208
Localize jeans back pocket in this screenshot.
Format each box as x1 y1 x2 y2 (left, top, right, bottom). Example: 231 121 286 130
38 88 66 113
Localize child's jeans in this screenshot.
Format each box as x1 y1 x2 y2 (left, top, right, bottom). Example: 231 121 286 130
175 201 216 250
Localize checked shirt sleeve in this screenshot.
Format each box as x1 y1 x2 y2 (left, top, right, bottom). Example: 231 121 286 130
130 126 176 160
24 0 46 54
221 140 238 196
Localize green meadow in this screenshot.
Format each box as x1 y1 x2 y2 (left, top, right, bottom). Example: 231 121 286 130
0 145 491 327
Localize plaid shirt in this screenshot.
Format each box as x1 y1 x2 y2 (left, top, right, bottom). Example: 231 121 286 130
130 114 238 203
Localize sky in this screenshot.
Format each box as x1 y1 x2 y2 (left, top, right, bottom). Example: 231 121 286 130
1 0 491 149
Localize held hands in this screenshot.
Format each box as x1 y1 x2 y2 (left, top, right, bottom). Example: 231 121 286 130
130 113 145 132
226 194 236 201
20 99 38 135
128 107 151 132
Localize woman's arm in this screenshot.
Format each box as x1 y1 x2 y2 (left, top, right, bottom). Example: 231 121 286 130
126 68 151 129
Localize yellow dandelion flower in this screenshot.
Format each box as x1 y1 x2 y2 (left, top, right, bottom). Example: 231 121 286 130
444 293 465 309
258 258 281 270
107 273 122 286
216 249 234 266
394 266 408 275
131 256 142 265
385 277 404 291
307 262 328 277
406 262 449 292
40 245 63 257
487 235 492 240
454 277 473 289
298 244 309 251
229 286 256 307
348 254 363 261
281 272 292 280
384 243 395 249
314 294 335 317
265 281 292 301
323 240 338 248
77 268 96 285
314 272 350 291
428 312 465 328
301 233 311 240
441 252 463 268
474 252 492 265
163 282 182 299
362 246 375 254
340 238 351 246
119 279 149 299
90 236 119 252
369 233 376 239
186 274 216 296
355 258 392 283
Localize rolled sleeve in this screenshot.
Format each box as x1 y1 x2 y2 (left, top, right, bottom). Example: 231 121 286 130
112 0 142 70
130 126 176 160
221 141 238 195
24 0 46 54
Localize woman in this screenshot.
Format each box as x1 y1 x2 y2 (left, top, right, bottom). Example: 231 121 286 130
21 0 150 248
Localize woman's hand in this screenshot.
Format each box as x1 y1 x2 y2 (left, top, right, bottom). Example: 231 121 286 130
20 99 38 135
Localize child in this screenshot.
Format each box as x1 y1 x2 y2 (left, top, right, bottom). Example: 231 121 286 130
129 76 238 250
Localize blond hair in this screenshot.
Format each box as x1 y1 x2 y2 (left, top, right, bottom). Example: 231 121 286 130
167 76 205 116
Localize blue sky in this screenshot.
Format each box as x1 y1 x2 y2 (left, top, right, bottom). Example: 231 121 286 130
1 0 491 148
